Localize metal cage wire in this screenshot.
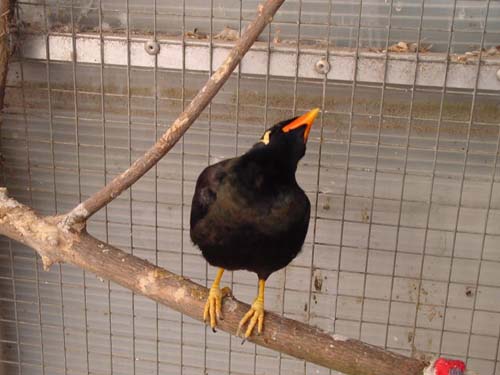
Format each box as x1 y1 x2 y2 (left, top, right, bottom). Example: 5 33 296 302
1 1 500 375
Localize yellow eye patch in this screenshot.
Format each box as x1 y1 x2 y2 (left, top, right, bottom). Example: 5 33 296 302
260 130 271 145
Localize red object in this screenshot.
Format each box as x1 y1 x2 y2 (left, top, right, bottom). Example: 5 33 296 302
434 358 466 375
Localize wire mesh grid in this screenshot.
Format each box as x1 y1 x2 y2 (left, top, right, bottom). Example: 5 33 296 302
1 0 500 375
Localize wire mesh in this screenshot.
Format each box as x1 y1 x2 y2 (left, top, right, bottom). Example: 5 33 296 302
1 1 500 375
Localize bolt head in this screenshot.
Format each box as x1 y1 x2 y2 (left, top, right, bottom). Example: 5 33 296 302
145 39 160 55
315 57 330 74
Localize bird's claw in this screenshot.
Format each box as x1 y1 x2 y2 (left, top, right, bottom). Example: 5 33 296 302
204 286 231 332
236 298 265 341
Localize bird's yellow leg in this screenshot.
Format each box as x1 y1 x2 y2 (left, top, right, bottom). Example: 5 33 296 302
237 279 265 340
204 268 231 332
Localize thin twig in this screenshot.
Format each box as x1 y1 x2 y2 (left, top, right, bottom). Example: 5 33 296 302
63 0 285 228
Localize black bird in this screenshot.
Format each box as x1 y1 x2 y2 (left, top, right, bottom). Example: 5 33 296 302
190 108 319 339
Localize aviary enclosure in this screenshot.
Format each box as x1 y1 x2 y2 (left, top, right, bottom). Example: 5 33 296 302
0 0 500 374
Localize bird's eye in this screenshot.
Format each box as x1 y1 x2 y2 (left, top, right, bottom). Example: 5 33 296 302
260 130 271 145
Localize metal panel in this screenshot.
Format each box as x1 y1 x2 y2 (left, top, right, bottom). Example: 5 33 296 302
20 34 500 90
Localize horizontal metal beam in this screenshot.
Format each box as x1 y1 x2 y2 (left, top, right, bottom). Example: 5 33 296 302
21 33 500 91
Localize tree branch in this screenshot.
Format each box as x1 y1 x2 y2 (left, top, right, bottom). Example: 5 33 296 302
0 188 429 375
0 0 13 111
63 0 285 227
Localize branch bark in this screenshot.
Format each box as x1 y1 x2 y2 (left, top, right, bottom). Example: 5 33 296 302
0 0 13 111
0 188 428 375
64 0 285 226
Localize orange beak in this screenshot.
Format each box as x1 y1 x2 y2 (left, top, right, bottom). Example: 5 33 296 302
281 108 320 142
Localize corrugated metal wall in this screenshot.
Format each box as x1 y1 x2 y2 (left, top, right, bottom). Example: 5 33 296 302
1 1 500 374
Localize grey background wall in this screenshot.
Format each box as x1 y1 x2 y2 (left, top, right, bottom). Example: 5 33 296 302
1 1 500 374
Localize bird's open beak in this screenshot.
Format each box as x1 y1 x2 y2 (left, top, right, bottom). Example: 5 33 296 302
281 108 320 143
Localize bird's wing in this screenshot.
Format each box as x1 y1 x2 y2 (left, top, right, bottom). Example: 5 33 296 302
190 159 231 229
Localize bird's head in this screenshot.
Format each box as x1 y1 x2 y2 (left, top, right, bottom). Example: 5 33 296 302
249 108 320 172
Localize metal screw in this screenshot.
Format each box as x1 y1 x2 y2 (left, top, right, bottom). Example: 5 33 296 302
497 68 500 81
315 57 330 74
145 39 160 55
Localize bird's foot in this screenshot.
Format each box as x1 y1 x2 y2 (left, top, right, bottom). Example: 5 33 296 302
237 297 265 342
204 286 231 332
